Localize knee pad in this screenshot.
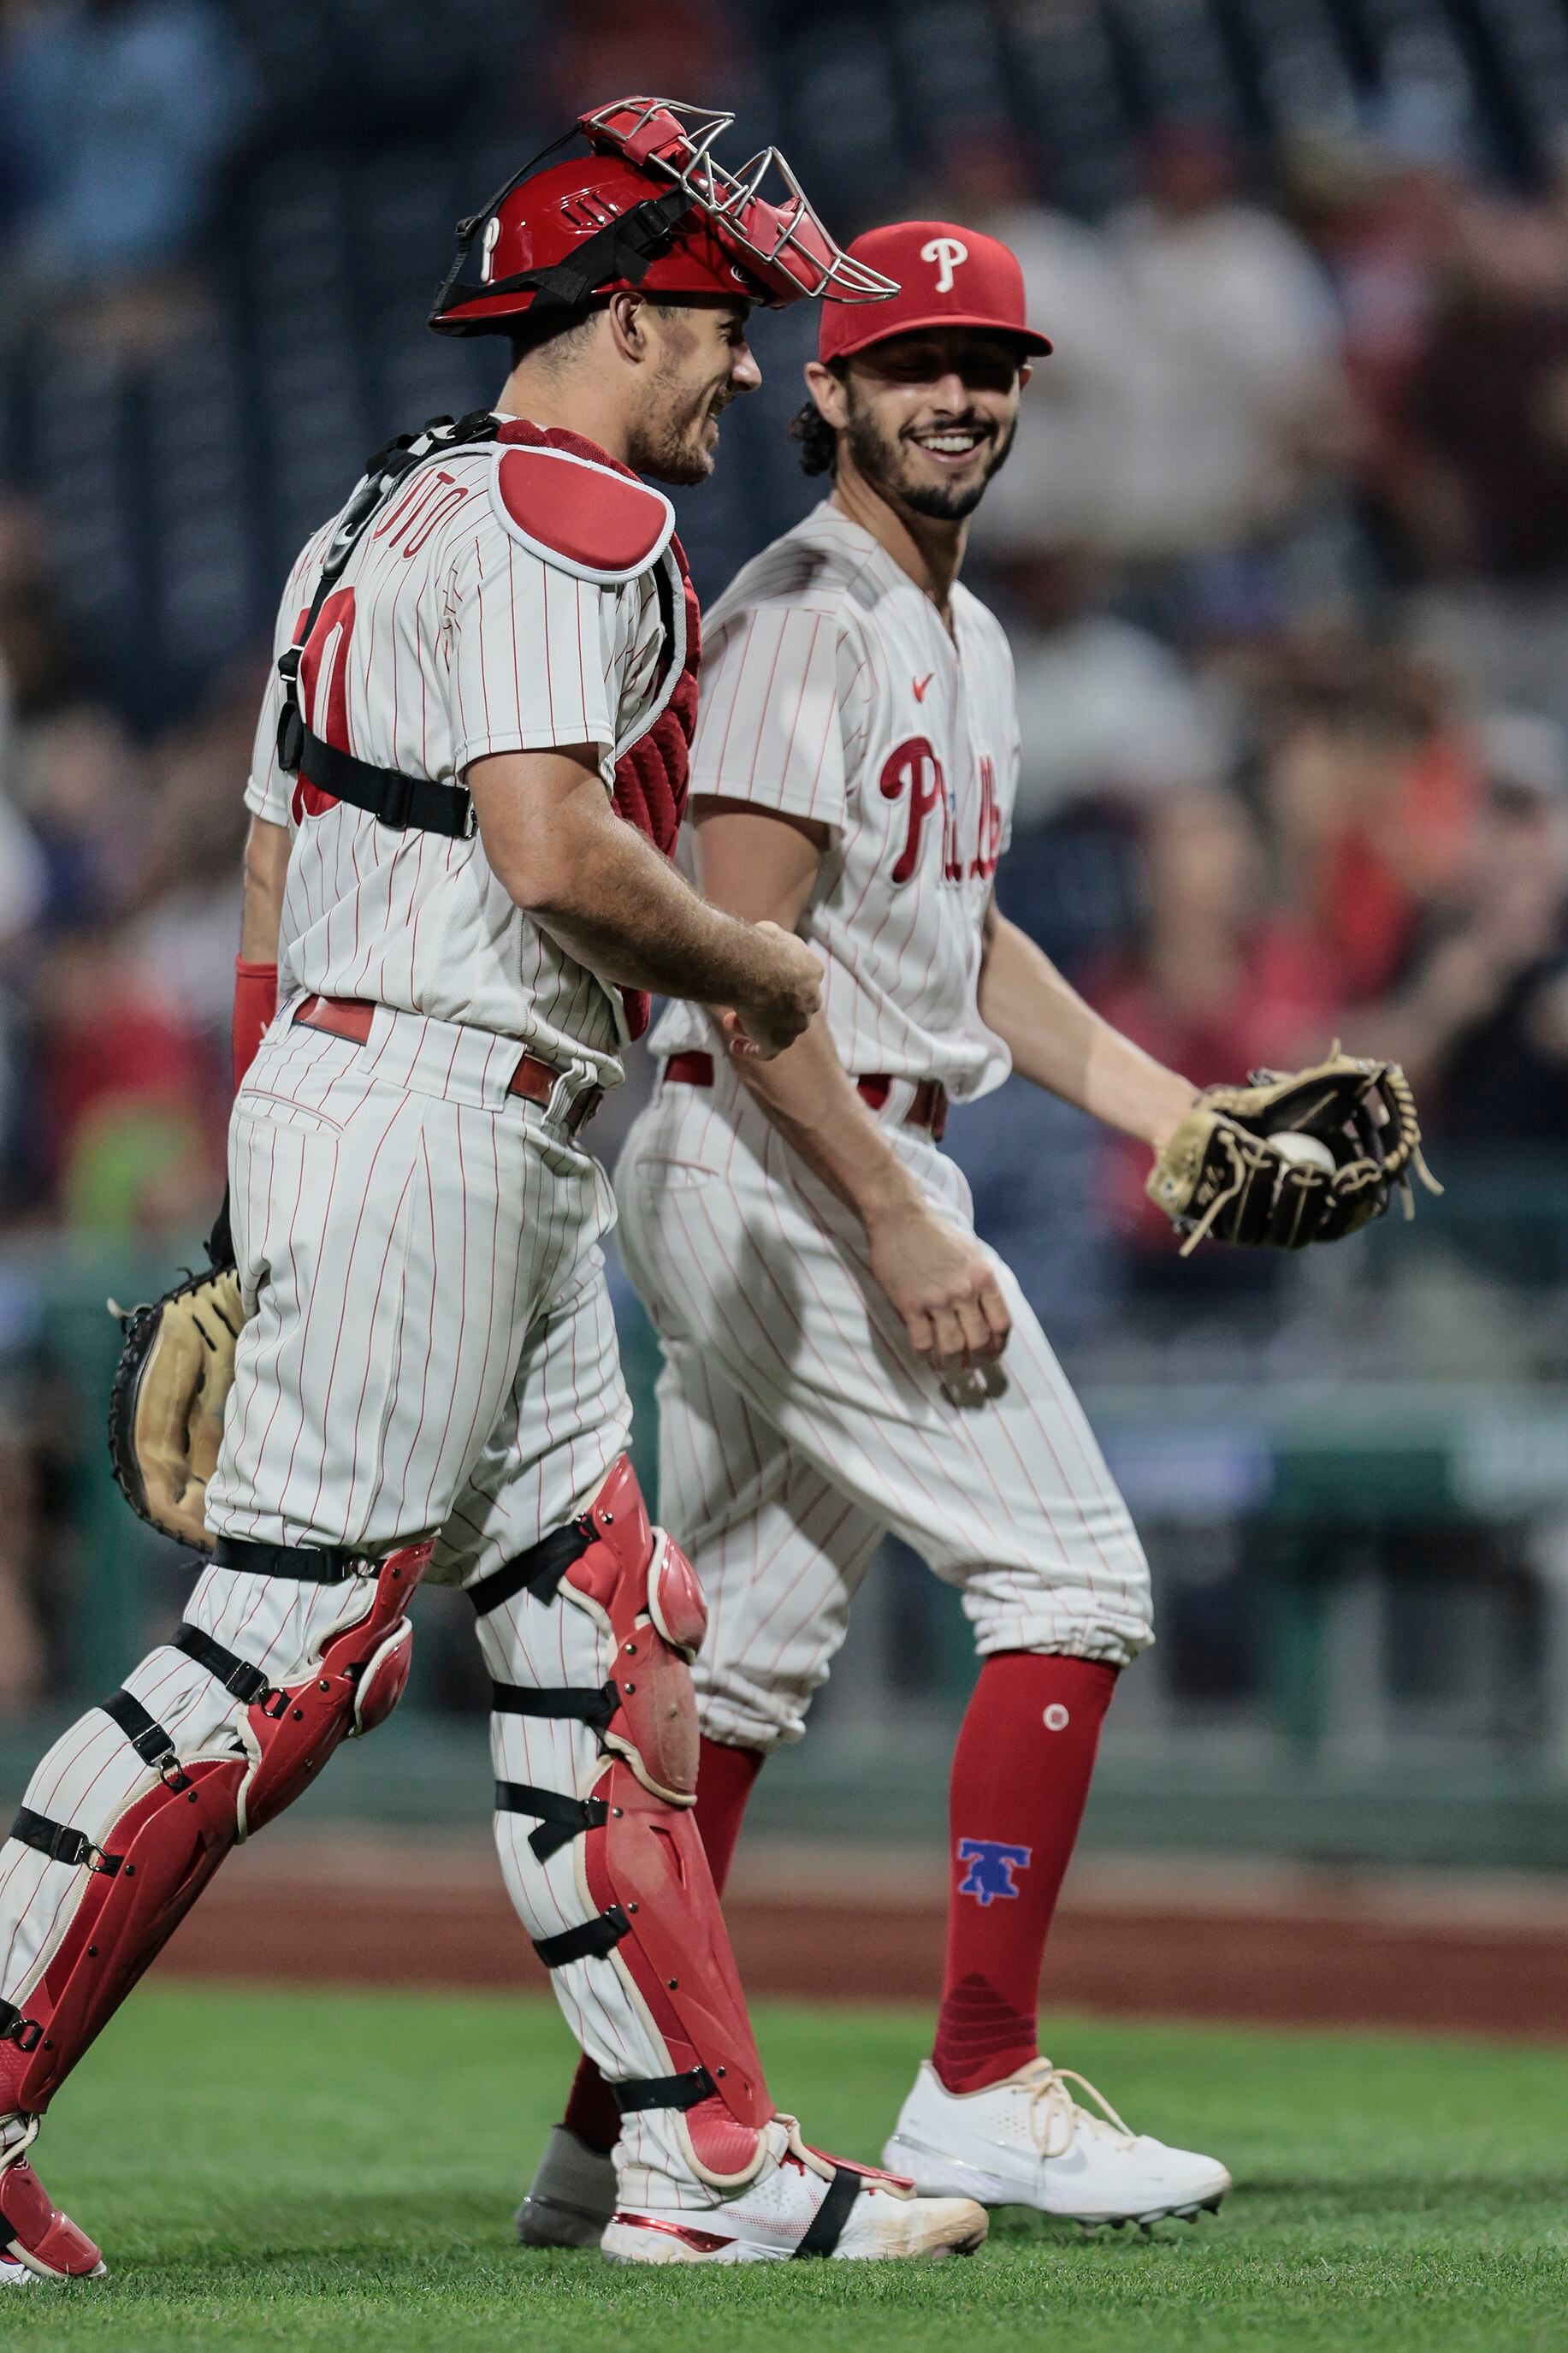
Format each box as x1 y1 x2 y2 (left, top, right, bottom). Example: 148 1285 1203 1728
559 1456 708 1805
0 1540 429 2112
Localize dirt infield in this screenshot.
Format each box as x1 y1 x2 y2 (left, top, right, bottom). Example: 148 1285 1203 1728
157 1833 1568 2039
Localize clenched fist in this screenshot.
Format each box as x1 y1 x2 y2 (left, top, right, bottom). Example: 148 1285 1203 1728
722 922 823 1061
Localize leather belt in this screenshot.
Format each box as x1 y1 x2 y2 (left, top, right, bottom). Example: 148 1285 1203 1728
293 997 601 1134
663 1050 947 1142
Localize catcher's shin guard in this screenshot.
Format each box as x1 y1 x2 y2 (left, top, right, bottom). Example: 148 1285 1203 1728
476 1457 773 2185
0 1540 429 2114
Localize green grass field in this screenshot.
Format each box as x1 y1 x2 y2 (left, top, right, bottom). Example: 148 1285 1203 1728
0 1985 1564 2352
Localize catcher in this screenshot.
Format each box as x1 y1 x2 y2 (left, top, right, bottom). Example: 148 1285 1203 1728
519 216 1435 2247
0 104 994 2279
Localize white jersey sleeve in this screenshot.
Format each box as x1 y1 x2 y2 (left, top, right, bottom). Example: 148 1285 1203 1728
691 605 871 831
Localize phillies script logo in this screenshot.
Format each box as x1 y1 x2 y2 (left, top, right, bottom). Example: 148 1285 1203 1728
879 738 1003 886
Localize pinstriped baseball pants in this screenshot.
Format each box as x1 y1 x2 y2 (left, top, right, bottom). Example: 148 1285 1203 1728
614 1064 1154 1756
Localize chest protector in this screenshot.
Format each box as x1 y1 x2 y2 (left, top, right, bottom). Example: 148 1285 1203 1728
276 410 698 1041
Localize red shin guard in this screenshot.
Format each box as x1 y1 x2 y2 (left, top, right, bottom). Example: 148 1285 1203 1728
0 1542 429 2113
562 1734 763 2155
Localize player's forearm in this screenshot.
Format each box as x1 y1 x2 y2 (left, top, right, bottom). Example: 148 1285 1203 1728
530 817 791 1007
240 817 290 962
471 750 792 1010
979 910 1196 1147
728 1011 924 1227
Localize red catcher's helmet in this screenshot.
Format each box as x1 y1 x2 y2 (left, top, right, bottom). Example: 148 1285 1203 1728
430 97 898 339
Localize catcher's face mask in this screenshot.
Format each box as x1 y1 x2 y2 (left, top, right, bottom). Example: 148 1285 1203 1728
430 96 898 338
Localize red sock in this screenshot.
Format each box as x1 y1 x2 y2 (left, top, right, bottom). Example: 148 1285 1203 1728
559 1734 764 2152
932 1653 1117 2096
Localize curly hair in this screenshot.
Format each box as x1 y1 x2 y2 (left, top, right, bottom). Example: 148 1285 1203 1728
788 365 847 476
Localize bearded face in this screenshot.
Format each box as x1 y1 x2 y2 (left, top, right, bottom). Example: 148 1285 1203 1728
628 299 760 488
832 329 1025 521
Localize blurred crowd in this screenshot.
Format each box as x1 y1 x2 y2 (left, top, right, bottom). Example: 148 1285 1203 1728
3 0 1568 1707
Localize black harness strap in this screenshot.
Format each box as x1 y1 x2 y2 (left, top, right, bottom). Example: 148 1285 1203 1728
0 1996 41 2053
9 1809 121 1876
466 1521 593 1617
213 1534 358 1585
98 1690 191 1790
533 1905 630 1969
494 1781 608 1863
613 2066 717 2116
489 1680 617 1734
295 729 476 841
793 2165 862 2258
173 1624 278 1711
434 185 696 329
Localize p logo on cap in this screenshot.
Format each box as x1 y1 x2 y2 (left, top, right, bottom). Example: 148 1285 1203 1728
920 235 968 293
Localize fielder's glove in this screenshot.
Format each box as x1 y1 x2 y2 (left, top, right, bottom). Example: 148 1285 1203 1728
106 1198 242 1551
1145 1049 1440 1255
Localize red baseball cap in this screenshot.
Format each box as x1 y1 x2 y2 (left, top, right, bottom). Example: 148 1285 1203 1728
818 219 1052 365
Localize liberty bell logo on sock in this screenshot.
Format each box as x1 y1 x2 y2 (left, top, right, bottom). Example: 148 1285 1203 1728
956 1837 1033 1906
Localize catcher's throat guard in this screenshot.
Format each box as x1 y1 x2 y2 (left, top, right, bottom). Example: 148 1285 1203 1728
487 1457 774 2184
430 96 897 337
0 1543 429 2113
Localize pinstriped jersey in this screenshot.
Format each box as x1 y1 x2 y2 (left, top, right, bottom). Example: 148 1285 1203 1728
651 501 1019 1099
245 431 672 1088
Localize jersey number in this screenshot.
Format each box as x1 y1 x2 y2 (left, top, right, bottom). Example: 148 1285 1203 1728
289 586 356 823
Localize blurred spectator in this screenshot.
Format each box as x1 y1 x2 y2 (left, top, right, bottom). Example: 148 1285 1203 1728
32 927 217 1235
1366 714 1568 1142
0 0 253 339
1257 638 1478 1003
1002 542 1226 826
545 1 739 119
1085 788 1343 1262
1396 211 1568 736
11 705 149 933
1105 127 1355 580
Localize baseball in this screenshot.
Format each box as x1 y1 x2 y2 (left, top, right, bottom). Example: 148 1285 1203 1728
1268 1131 1334 1172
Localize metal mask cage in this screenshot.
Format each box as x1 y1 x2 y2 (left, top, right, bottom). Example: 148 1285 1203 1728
580 97 898 305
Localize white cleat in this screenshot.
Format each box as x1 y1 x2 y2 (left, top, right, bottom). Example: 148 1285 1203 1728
602 2118 988 2264
882 2059 1231 2230
0 2257 33 2288
515 2125 618 2249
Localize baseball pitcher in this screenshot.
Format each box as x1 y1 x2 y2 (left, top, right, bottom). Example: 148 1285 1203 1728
522 217 1429 2243
0 114 991 2277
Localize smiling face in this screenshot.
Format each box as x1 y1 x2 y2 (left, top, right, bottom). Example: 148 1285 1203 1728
808 327 1029 522
630 296 762 487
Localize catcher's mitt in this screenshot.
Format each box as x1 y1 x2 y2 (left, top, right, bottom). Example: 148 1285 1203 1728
1146 1048 1440 1255
107 1251 242 1552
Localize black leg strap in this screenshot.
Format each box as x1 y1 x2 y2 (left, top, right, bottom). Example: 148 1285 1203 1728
793 2165 862 2258
465 1520 593 1616
532 1905 630 1969
494 1781 609 1862
0 1997 41 2054
9 1808 121 1875
490 1680 617 1734
613 2066 718 2116
173 1624 279 1710
213 1533 358 1584
98 1690 192 1790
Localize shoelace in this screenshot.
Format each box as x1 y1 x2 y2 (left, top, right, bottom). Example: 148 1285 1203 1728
1023 2060 1137 2160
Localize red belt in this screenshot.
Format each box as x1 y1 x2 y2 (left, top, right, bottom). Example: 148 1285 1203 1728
664 1050 947 1141
294 997 601 1134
